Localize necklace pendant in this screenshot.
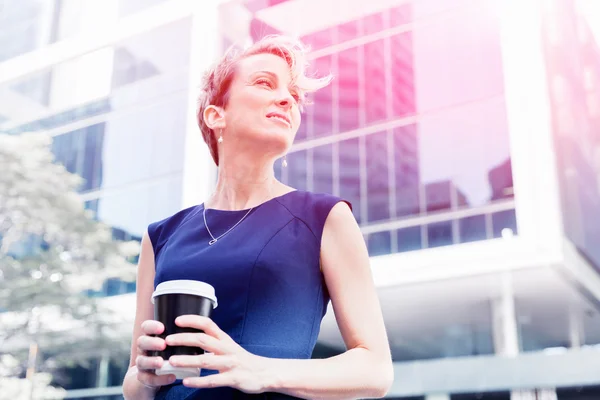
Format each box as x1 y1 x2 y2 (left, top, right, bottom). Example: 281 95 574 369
209 239 217 245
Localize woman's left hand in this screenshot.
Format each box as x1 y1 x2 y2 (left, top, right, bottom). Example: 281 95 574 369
166 315 270 393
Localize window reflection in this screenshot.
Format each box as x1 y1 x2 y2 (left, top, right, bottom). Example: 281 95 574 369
339 138 362 223
411 3 504 113
427 221 453 248
310 56 334 137
366 131 390 222
367 231 391 256
390 32 416 118
301 27 334 52
286 150 308 191
393 125 420 216
492 209 517 238
338 47 360 132
418 98 512 209
396 226 422 252
313 144 333 194
364 40 387 124
459 215 487 243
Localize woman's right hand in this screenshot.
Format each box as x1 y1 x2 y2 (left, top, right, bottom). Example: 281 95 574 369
135 320 177 389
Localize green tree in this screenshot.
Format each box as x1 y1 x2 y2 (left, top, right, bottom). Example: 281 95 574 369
0 132 138 382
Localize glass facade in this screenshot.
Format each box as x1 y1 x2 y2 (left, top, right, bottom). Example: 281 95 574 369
542 0 600 272
0 0 173 62
249 0 517 256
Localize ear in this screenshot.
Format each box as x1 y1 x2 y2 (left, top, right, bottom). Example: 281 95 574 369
203 105 226 131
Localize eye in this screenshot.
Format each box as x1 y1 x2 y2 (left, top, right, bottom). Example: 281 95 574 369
290 91 300 102
255 78 273 88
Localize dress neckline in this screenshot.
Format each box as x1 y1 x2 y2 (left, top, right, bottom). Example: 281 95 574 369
201 189 298 213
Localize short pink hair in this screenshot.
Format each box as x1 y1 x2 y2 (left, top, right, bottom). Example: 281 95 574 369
197 34 332 166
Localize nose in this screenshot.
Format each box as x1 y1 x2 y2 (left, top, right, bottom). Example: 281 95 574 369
276 91 294 110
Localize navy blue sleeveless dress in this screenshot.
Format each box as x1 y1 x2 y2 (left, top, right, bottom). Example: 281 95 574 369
147 190 351 400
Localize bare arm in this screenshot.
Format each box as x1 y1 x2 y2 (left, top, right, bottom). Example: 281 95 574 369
122 232 174 400
259 202 394 399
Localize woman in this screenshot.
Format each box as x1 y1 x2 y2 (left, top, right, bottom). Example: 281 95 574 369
122 35 393 400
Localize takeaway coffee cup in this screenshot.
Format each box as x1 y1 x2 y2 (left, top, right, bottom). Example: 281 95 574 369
150 280 218 379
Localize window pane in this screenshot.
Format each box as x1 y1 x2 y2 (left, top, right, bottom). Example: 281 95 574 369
287 150 308 191
313 144 333 194
0 18 191 128
459 215 487 243
363 11 387 35
339 138 362 223
411 3 504 113
396 226 422 252
427 221 453 248
338 47 360 132
337 20 360 43
367 231 391 256
418 97 512 208
301 27 334 52
366 131 390 222
364 40 387 124
390 31 417 118
393 125 420 216
492 209 517 238
310 55 334 137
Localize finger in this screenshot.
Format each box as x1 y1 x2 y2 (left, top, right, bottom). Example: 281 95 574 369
137 335 167 353
170 354 235 371
141 320 165 335
137 369 177 388
136 355 165 371
182 371 232 389
166 332 225 354
175 315 227 340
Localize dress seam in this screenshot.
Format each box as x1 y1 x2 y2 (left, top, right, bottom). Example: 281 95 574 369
274 197 319 245
239 216 296 342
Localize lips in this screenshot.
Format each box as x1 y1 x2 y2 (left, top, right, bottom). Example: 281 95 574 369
266 112 291 127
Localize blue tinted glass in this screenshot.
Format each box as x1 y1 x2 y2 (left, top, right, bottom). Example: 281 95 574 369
393 125 420 216
313 144 333 194
339 138 362 223
274 159 283 182
396 226 422 252
287 150 308 191
338 47 360 132
364 40 388 124
390 32 416 118
492 209 517 238
81 123 105 191
427 221 453 248
459 215 487 243
310 55 334 137
367 231 391 256
418 98 511 208
366 131 390 222
296 109 309 141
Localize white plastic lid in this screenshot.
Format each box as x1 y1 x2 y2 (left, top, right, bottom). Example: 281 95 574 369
155 360 200 380
152 280 217 308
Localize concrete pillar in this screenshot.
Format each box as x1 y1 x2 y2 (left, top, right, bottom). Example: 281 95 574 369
426 394 450 400
568 304 584 348
492 272 520 357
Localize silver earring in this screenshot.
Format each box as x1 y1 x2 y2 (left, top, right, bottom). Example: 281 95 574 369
217 131 223 144
282 155 288 168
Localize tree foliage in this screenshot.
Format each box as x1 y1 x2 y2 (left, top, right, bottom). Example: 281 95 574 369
0 132 138 377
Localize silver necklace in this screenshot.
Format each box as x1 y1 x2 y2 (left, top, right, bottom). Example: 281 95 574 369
203 206 254 245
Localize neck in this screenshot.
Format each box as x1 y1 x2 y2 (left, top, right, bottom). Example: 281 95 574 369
208 153 278 211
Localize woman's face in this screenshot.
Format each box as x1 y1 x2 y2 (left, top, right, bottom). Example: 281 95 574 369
222 53 302 154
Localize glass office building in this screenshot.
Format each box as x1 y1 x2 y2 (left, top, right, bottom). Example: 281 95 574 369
1 0 599 398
